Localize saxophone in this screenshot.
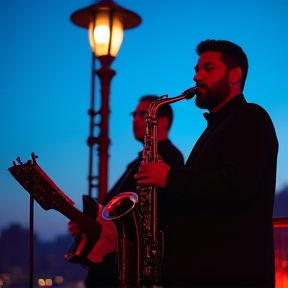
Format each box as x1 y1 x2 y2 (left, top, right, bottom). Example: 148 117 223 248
102 86 198 287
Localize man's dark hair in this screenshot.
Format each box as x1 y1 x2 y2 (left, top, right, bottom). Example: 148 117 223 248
196 39 249 91
140 95 173 130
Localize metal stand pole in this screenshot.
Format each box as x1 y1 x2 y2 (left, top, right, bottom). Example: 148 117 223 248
29 195 34 288
95 55 115 204
86 54 115 204
87 52 98 198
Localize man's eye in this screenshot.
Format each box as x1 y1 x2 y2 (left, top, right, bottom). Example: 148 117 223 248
205 66 214 71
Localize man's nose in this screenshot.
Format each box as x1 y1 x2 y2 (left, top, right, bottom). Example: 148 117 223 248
193 72 202 83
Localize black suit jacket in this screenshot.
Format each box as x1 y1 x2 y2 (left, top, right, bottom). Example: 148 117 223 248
163 95 278 288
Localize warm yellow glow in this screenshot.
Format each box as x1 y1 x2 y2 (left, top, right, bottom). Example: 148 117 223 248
45 278 53 286
94 25 110 44
0 280 3 287
0 274 10 282
88 11 123 57
38 279 45 286
54 275 64 284
110 17 123 56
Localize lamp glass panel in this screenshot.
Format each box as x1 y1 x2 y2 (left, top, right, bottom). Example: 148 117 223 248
110 16 123 57
89 12 110 57
88 12 123 57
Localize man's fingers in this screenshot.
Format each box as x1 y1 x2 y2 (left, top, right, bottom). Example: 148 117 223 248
134 174 148 180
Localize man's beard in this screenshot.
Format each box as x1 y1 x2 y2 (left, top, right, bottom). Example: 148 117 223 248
195 73 231 110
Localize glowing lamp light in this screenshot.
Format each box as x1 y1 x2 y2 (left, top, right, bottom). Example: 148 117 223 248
38 279 45 286
71 0 141 60
45 279 53 286
88 12 124 57
54 275 64 284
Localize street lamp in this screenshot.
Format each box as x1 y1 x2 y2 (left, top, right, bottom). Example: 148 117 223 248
71 0 141 204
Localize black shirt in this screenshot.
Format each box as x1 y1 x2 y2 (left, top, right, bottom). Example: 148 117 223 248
104 139 184 206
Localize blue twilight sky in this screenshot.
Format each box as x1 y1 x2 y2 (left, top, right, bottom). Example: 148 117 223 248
0 0 287 241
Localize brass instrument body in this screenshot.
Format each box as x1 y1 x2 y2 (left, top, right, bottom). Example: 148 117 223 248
102 87 198 287
102 192 141 284
138 102 163 287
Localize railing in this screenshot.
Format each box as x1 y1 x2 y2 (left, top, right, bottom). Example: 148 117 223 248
273 217 288 288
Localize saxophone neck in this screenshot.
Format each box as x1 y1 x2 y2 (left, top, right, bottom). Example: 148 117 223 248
147 86 198 118
147 94 183 119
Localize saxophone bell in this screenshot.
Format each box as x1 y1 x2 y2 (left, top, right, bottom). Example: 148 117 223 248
102 192 138 220
102 192 141 284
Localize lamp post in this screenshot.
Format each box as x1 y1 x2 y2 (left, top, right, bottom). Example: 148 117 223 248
71 0 141 204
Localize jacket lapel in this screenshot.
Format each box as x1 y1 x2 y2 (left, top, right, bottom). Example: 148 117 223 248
186 122 220 164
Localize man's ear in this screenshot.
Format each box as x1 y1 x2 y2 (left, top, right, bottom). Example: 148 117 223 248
230 67 242 85
157 116 169 130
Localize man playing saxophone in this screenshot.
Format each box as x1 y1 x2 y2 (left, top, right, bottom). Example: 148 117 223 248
69 95 184 288
135 39 278 288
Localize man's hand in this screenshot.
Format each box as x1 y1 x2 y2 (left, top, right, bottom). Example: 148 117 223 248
134 160 171 188
68 220 81 238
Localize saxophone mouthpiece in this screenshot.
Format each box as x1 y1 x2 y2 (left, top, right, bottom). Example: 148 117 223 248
183 86 199 100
